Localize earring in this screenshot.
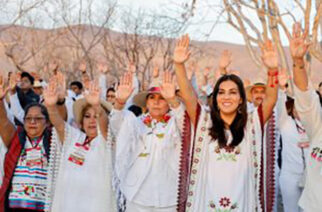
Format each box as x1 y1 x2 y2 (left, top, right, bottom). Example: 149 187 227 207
237 106 242 114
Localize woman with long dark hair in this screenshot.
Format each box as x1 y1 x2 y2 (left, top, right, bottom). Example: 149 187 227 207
173 35 279 211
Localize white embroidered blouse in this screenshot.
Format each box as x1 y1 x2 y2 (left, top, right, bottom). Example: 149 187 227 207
50 124 116 212
186 106 263 212
109 103 186 207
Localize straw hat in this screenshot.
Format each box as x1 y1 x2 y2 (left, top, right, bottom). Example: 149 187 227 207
133 80 162 108
73 98 113 126
33 80 43 88
245 82 266 102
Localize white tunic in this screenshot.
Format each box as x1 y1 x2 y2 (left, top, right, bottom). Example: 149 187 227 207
110 104 185 208
50 124 116 212
186 106 263 212
294 86 322 212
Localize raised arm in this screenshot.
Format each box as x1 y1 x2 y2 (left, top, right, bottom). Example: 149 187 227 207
114 72 134 110
173 35 198 125
55 71 68 121
43 78 66 142
84 82 109 140
160 71 180 109
0 75 17 147
217 50 232 75
290 22 310 91
260 40 279 124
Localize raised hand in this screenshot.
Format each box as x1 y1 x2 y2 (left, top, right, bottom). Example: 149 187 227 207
55 71 66 100
8 73 17 92
49 60 59 72
97 62 109 74
151 65 159 78
0 75 9 100
82 74 91 91
43 79 59 107
260 40 279 69
173 34 191 64
116 72 134 104
219 50 232 70
160 71 176 100
290 22 310 59
278 68 290 88
127 62 136 74
84 81 101 107
78 60 87 73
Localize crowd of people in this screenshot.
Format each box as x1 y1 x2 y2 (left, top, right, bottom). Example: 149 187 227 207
0 22 321 212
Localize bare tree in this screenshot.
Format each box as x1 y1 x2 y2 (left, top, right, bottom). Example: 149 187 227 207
184 0 321 79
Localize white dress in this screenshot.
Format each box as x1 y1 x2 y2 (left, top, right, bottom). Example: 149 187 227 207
50 124 116 212
294 86 322 212
186 106 263 212
277 92 308 212
110 104 186 210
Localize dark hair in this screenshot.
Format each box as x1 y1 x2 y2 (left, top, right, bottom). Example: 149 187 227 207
70 81 83 90
106 87 115 94
319 82 322 88
285 96 295 119
209 74 248 148
24 102 50 122
21 72 35 85
128 105 142 117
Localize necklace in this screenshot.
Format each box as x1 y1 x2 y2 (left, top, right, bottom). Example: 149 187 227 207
138 113 172 158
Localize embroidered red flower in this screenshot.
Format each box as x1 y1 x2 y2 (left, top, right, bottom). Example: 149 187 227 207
143 113 171 127
219 197 231 208
162 114 171 123
143 115 152 127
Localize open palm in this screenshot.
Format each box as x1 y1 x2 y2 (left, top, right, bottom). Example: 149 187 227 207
85 82 101 106
0 75 8 100
261 40 279 69
173 34 191 64
160 71 176 100
43 80 59 107
290 23 309 59
219 50 232 69
116 72 134 103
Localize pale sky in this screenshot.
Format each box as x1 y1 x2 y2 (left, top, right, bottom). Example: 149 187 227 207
0 0 319 45
116 0 318 45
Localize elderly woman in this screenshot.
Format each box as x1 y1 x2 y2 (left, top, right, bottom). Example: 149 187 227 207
110 71 188 211
173 35 279 211
0 74 62 212
43 79 116 212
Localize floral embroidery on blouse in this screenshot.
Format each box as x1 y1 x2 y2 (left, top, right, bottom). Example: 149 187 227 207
141 113 171 139
208 197 238 211
311 147 322 162
214 145 241 162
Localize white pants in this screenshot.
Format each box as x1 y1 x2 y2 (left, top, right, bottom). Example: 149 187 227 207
126 201 176 212
279 171 304 212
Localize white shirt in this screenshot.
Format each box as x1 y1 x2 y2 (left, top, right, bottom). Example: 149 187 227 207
294 85 322 212
110 104 185 207
277 92 309 175
51 124 116 212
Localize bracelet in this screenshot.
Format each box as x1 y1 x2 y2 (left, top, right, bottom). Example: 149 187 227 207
56 98 66 105
267 69 279 88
